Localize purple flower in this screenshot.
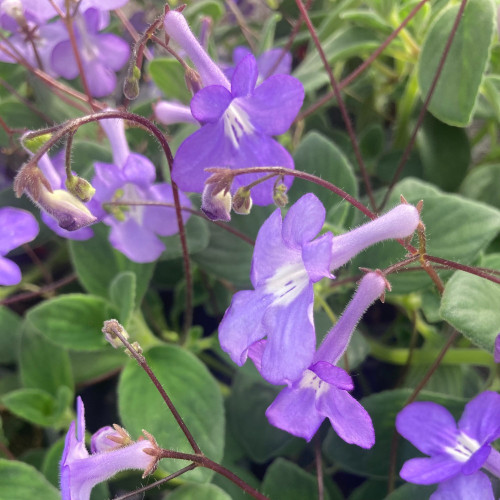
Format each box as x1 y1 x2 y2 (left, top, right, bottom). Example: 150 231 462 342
91 116 191 263
262 271 387 444
163 10 304 206
0 0 59 31
60 397 156 500
396 392 500 500
219 195 420 385
38 153 93 241
0 206 38 285
51 8 129 97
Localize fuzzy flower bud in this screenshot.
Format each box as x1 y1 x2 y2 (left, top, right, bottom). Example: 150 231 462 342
65 175 96 203
232 187 252 215
201 183 232 221
273 182 288 208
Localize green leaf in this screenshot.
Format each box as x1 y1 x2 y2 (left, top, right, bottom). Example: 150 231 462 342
41 438 65 488
118 345 224 482
167 484 232 500
323 389 465 478
70 349 125 385
262 458 333 500
160 214 210 260
109 271 136 326
0 306 22 364
148 58 191 102
20 325 74 396
291 132 358 228
460 163 500 209
1 386 72 428
185 0 225 21
192 206 271 287
294 27 381 93
69 224 155 305
417 0 496 126
0 459 60 500
385 483 436 500
440 254 500 354
417 114 470 191
27 294 114 351
227 371 300 463
353 178 500 293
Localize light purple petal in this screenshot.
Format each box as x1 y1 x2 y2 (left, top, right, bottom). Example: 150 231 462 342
257 48 292 78
144 183 191 236
247 339 266 373
302 233 334 282
461 444 491 475
218 290 272 366
0 207 39 254
396 402 459 456
191 85 232 123
76 396 85 442
51 40 79 79
250 208 300 288
42 212 94 241
282 193 325 249
310 362 353 390
231 54 258 97
122 153 156 188
95 33 130 71
0 256 22 286
400 455 463 485
84 61 117 98
317 386 375 448
80 0 129 10
261 284 315 384
238 74 304 135
458 391 500 445
109 218 165 263
92 162 126 202
100 116 130 168
90 426 116 454
155 101 198 126
430 472 494 500
233 47 252 66
266 385 324 441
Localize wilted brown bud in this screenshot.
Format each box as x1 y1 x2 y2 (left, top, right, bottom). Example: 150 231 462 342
232 187 252 215
273 182 289 208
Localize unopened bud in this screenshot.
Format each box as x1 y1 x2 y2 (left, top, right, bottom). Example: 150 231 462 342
124 65 141 100
232 187 252 215
23 133 53 154
201 182 232 221
125 341 143 359
185 67 203 95
65 175 96 203
273 183 288 208
102 319 129 348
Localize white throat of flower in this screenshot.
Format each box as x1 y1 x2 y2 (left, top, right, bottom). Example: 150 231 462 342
299 370 329 397
223 101 254 149
264 260 309 306
445 432 481 463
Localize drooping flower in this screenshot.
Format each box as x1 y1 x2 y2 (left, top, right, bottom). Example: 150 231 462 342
51 7 130 97
90 115 191 263
60 397 157 500
162 10 304 206
262 270 387 444
219 194 420 385
37 152 93 240
396 392 500 500
0 206 38 285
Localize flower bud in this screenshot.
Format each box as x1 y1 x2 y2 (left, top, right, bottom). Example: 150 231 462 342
23 132 53 154
123 65 141 100
201 183 232 221
102 319 129 348
273 182 288 208
232 187 252 215
65 175 96 203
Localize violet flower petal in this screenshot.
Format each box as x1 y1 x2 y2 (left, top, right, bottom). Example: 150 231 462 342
430 471 494 500
257 48 292 78
239 74 305 135
155 101 198 125
266 384 325 442
396 402 459 455
0 206 39 254
316 386 375 448
400 455 464 485
0 256 22 286
191 85 233 123
94 33 130 71
458 391 500 445
122 153 156 189
310 361 353 390
302 233 334 282
231 54 258 97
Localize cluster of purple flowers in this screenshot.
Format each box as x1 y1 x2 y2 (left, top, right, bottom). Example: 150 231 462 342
0 0 130 96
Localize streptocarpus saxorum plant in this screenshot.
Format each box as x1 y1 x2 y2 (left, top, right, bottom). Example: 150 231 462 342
1 1 500 500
